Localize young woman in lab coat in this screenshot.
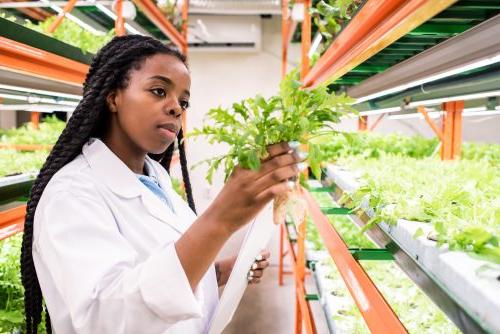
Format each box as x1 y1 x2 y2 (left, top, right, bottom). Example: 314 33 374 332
20 35 301 334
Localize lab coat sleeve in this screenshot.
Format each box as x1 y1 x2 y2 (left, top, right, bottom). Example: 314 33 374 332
33 188 204 333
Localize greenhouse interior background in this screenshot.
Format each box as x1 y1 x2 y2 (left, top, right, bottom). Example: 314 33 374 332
0 0 499 333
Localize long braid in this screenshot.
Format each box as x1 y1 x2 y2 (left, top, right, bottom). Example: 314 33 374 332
21 35 187 334
177 129 197 214
162 142 176 173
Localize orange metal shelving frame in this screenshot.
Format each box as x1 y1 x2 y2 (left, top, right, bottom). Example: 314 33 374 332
303 189 407 334
277 1 459 333
0 36 88 86
0 144 53 151
0 205 26 241
301 0 457 131
0 3 189 243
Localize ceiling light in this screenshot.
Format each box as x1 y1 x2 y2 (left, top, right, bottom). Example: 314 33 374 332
355 54 500 104
0 84 81 100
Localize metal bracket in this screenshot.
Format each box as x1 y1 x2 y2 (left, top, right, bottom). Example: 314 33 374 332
320 207 353 215
349 248 395 261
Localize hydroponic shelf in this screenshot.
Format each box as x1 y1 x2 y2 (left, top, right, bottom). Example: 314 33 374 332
324 165 500 334
0 173 36 205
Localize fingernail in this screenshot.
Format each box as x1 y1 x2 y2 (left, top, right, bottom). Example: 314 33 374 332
287 149 294 154
248 270 254 277
255 255 263 261
298 152 308 160
297 162 307 171
287 180 295 190
252 263 258 270
288 141 300 149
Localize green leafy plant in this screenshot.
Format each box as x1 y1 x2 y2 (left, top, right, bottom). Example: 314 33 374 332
310 0 361 54
0 235 24 333
189 69 355 182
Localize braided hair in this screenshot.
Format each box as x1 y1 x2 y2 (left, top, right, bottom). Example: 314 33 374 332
20 35 196 334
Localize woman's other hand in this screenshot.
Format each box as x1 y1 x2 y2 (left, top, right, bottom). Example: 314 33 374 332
247 250 270 284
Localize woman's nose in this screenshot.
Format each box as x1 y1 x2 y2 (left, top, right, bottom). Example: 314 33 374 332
166 98 182 117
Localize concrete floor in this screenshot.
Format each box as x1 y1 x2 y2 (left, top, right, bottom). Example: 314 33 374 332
222 265 330 334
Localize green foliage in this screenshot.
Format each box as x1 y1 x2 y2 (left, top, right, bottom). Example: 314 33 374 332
0 235 24 333
24 16 114 54
311 131 499 172
171 177 187 200
310 0 361 54
0 116 65 146
338 155 500 264
0 116 64 177
0 150 48 178
309 192 460 333
310 131 440 162
189 69 355 182
462 141 500 165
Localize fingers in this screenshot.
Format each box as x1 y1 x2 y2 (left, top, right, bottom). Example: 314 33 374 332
259 250 271 261
265 142 292 160
248 250 270 284
258 150 301 177
254 180 290 203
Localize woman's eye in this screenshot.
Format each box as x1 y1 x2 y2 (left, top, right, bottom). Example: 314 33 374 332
150 88 166 97
180 100 190 109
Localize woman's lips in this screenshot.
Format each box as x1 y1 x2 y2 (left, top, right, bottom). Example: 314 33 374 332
157 124 177 139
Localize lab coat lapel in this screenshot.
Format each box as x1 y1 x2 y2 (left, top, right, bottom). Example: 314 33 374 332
82 139 186 234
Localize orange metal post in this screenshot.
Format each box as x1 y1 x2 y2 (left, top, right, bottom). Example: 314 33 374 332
452 101 464 159
31 112 40 130
281 0 289 78
369 113 385 131
278 223 285 285
132 0 186 50
46 0 78 33
115 0 126 36
283 219 316 334
181 0 189 55
441 102 455 160
0 36 88 85
358 115 368 131
300 0 312 81
303 189 408 334
296 2 311 331
441 101 464 160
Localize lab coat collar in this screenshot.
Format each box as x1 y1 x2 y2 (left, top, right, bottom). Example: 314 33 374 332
82 138 187 234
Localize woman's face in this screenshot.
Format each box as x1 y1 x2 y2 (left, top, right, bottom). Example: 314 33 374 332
108 53 190 154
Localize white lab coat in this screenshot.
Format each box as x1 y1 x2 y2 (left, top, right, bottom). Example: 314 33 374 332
33 138 219 334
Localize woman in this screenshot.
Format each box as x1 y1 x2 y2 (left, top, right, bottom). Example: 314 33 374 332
21 35 300 334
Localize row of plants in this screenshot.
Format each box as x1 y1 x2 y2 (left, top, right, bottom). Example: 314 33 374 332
335 154 500 264
307 192 460 333
309 131 500 164
0 116 64 178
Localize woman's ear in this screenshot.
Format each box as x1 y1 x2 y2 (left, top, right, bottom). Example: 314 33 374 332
106 91 118 113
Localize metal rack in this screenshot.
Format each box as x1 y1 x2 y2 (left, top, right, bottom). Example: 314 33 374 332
323 165 498 333
278 1 499 333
